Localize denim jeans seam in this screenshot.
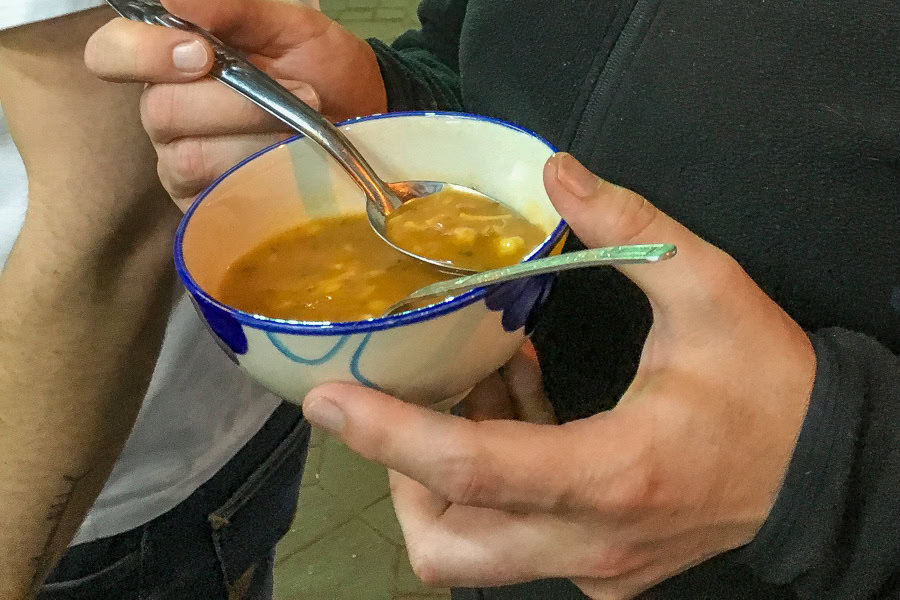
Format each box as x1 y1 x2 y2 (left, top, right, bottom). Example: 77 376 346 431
136 525 149 600
208 419 309 528
210 526 232 596
208 417 308 591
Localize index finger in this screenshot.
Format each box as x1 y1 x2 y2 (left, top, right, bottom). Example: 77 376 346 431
85 18 213 83
303 383 591 513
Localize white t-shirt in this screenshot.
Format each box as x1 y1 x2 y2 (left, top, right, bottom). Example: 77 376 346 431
0 1 281 546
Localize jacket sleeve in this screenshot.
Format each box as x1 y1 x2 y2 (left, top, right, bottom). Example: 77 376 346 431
733 327 900 598
367 0 467 112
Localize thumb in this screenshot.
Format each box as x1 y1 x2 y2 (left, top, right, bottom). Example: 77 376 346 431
544 153 729 312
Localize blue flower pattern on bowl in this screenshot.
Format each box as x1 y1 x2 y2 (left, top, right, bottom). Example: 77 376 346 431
190 294 248 359
484 274 555 334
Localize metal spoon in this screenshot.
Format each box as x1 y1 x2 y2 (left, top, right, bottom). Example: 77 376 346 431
382 243 677 316
107 0 492 276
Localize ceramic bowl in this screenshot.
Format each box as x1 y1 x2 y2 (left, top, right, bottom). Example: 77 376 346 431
175 112 566 410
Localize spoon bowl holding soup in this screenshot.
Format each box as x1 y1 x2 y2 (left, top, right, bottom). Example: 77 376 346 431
175 112 566 410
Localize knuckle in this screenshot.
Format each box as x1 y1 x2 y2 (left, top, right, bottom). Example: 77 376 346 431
587 435 658 515
365 426 397 472
292 82 321 111
586 544 635 579
140 85 178 142
690 246 752 310
156 139 208 199
604 185 660 245
440 446 490 506
156 160 193 205
170 137 209 186
610 462 655 511
407 548 446 587
709 250 749 291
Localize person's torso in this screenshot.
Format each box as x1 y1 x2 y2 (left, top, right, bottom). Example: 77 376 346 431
0 102 280 545
456 0 899 417
453 1 899 597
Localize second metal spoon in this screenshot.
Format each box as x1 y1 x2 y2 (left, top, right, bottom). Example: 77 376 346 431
382 243 677 316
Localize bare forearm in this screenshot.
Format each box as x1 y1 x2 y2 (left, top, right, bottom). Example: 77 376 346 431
0 8 179 596
0 197 177 597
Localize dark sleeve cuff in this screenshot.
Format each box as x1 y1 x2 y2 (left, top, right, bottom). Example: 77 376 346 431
730 327 899 593
368 38 465 113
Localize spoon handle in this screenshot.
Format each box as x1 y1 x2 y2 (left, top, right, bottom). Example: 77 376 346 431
385 244 677 315
104 0 396 216
212 54 394 216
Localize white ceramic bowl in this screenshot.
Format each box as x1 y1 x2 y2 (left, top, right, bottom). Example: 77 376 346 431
175 112 567 410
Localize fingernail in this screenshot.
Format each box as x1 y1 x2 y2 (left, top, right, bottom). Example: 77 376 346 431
553 152 599 199
303 395 345 434
172 40 209 72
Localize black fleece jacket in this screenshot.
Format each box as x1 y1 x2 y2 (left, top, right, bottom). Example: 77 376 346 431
368 1 899 597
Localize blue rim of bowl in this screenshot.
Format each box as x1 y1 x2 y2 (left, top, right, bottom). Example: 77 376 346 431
174 111 567 336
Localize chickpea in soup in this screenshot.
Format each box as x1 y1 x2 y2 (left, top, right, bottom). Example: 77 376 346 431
217 215 450 322
385 187 547 271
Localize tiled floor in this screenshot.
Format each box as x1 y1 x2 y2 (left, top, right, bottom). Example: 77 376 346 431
272 4 449 598
274 426 451 599
320 0 421 41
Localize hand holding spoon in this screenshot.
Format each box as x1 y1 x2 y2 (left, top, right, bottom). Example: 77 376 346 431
106 0 495 276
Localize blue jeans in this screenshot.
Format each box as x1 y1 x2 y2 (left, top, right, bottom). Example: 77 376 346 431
39 403 309 600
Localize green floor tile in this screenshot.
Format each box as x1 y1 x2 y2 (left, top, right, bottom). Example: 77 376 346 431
337 19 409 41
277 485 355 561
360 496 405 546
319 436 390 512
275 519 399 600
301 446 323 488
320 0 420 41
308 426 327 448
393 550 450 597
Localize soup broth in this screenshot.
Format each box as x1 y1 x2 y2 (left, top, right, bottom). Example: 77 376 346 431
217 215 450 322
385 188 547 271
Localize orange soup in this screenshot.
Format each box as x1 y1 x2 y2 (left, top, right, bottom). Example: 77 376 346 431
385 188 547 271
217 197 547 323
217 215 450 322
